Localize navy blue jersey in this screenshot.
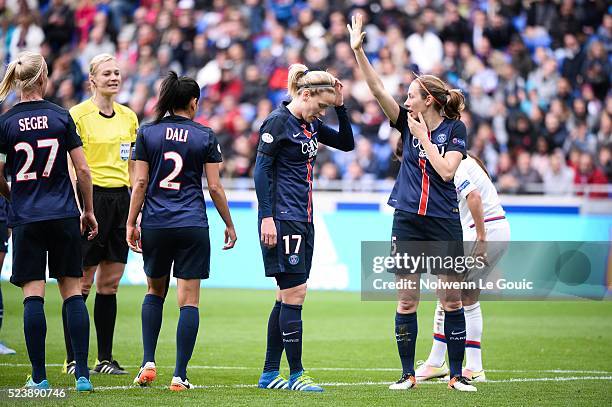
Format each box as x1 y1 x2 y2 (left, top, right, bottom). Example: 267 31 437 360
135 115 222 229
256 102 353 223
0 197 7 223
389 107 467 219
0 100 81 227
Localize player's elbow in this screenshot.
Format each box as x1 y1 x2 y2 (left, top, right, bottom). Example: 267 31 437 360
467 189 482 204
208 182 223 196
441 172 454 183
133 175 148 190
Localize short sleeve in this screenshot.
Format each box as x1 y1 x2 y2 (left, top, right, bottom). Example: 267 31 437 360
389 106 409 139
257 115 286 157
134 128 148 162
446 120 467 158
205 131 223 163
454 163 477 200
130 111 139 143
65 115 83 151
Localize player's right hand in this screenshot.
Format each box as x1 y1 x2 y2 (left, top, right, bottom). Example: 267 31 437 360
223 225 237 250
260 217 277 249
126 224 142 253
81 210 98 240
347 13 366 51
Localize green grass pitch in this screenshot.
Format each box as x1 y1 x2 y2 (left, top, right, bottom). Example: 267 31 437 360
0 284 611 406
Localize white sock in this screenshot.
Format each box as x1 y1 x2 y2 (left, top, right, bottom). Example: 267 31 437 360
464 302 483 372
426 301 447 368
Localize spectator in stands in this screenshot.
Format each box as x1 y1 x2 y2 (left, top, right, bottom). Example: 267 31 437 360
543 149 575 195
574 151 609 198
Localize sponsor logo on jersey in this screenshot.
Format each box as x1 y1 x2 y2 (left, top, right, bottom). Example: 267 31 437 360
457 180 470 193
301 138 318 158
288 254 300 265
262 133 274 143
452 137 465 147
436 133 447 143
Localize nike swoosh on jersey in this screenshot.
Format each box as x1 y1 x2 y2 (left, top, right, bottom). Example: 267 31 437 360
282 331 299 336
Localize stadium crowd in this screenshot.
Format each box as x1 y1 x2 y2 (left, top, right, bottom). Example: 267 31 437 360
0 0 609 195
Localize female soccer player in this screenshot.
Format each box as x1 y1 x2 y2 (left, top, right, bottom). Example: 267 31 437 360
62 53 139 375
416 153 511 383
254 64 354 392
349 14 476 391
0 198 16 355
0 51 98 390
126 72 236 391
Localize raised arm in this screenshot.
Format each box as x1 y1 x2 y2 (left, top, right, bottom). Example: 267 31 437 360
317 104 355 151
348 14 400 124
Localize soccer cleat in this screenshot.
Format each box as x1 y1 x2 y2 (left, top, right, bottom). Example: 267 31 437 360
258 371 289 389
288 371 323 392
62 360 76 375
388 373 417 390
462 368 486 382
448 376 477 392
92 359 128 375
415 360 450 381
169 376 193 391
76 377 94 392
133 362 157 386
0 341 16 355
24 375 50 389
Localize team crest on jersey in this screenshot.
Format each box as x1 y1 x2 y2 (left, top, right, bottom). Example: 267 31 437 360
288 254 300 265
262 133 274 143
436 133 447 143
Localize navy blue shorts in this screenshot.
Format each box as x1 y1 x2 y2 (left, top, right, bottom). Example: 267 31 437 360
10 217 83 286
141 227 210 280
0 221 8 253
391 209 463 274
259 219 314 288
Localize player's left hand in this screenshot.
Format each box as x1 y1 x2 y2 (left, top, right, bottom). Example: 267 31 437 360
407 111 429 142
126 224 142 253
81 210 98 240
471 239 489 266
334 79 344 106
223 225 237 250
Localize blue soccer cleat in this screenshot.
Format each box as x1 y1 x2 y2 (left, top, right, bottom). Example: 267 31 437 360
24 375 50 389
288 371 323 392
258 371 289 389
76 376 94 392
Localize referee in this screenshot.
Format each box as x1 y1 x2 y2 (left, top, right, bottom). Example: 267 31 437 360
62 53 138 375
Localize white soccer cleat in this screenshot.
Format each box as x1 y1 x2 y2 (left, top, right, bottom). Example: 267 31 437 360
415 360 449 381
463 368 486 382
448 376 477 392
134 362 157 386
0 342 16 355
389 374 417 390
169 376 193 391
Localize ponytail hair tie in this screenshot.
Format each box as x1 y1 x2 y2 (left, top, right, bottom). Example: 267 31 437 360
303 69 309 75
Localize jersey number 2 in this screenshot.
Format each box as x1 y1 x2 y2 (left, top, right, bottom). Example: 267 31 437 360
159 151 183 190
14 139 59 181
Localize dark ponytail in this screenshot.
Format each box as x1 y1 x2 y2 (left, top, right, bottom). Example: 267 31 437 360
155 71 200 122
468 152 491 179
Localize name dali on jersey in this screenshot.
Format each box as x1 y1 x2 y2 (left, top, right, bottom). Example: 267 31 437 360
166 127 188 142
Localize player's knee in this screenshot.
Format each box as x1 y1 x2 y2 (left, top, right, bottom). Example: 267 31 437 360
440 299 462 312
397 299 418 313
97 279 119 295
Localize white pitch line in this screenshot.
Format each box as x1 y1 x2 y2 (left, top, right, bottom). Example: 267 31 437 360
0 376 611 393
0 363 610 375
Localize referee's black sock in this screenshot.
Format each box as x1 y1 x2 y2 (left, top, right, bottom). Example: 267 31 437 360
23 296 46 383
444 308 466 378
64 295 90 379
94 293 117 362
280 303 303 376
263 301 283 373
395 311 417 376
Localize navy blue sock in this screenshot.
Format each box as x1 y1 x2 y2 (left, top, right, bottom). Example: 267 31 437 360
395 312 418 376
141 294 164 365
444 308 466 378
64 295 90 379
174 306 199 380
263 301 283 373
0 284 3 332
280 303 303 375
61 302 74 362
23 296 46 383
94 293 117 361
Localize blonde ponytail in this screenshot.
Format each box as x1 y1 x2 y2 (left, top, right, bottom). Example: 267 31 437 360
287 63 336 99
0 51 47 102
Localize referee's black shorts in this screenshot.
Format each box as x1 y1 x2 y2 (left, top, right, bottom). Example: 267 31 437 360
10 217 83 286
81 186 130 267
391 209 464 275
